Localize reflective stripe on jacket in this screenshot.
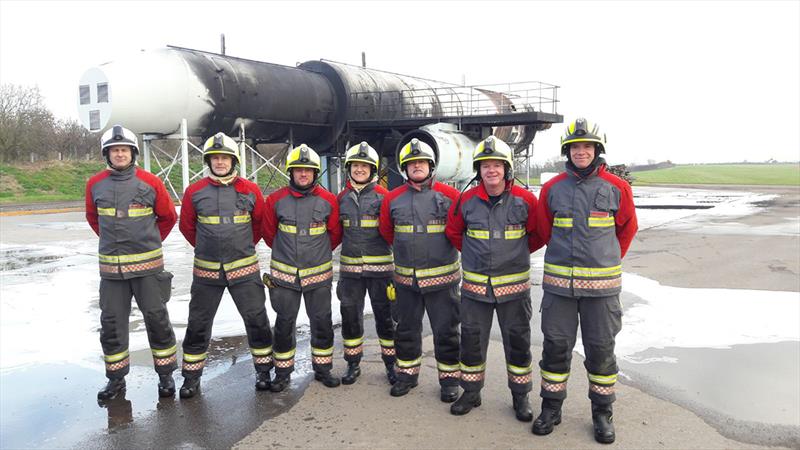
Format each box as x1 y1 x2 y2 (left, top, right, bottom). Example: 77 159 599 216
338 181 393 278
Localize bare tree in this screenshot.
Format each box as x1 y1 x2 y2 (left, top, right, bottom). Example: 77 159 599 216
0 84 58 163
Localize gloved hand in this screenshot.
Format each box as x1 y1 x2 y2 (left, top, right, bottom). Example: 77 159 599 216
262 272 276 289
386 281 396 302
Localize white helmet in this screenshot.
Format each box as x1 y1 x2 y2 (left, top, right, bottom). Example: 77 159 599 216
100 125 139 156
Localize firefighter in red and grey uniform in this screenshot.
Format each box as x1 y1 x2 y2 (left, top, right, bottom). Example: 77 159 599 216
262 144 343 392
445 136 544 421
531 118 637 444
177 133 273 398
85 124 178 401
336 142 397 385
378 138 461 402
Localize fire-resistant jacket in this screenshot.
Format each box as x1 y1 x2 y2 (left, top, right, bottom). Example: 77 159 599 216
378 180 460 293
337 180 393 278
535 164 638 298
446 180 543 303
85 166 177 280
262 184 342 291
179 176 264 285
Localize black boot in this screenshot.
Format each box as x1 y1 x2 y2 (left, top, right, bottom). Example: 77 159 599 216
314 370 341 388
179 374 201 399
341 362 361 385
270 373 291 392
440 385 459 403
385 362 397 385
532 398 563 435
389 379 417 397
255 372 271 391
512 392 533 422
450 391 481 415
592 403 615 444
158 374 175 398
97 378 126 401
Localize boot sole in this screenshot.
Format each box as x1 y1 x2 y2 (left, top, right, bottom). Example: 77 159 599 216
532 416 562 435
390 383 418 397
179 387 200 399
97 387 126 402
450 399 481 416
341 370 361 385
595 434 616 444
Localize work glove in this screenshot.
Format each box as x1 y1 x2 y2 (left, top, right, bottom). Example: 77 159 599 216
386 281 396 302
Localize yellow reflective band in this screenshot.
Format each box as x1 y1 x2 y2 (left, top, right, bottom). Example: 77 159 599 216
460 362 486 373
151 344 177 358
416 261 460 278
342 219 351 228
311 346 334 356
251 346 273 356
344 337 365 347
104 350 129 363
437 362 460 371
223 254 259 271
309 226 326 236
395 265 414 276
397 357 422 368
299 261 332 277
271 259 298 274
279 223 297 234
233 215 251 224
541 369 570 382
394 224 413 233
379 338 394 348
467 229 490 239
361 219 378 228
573 265 622 278
427 224 446 233
504 229 525 239
463 271 489 283
183 352 208 363
98 207 116 216
194 257 221 270
507 363 532 375
363 254 393 264
99 248 163 264
128 207 153 217
588 373 618 385
554 217 573 228
588 216 615 227
543 263 573 277
491 270 531 286
274 349 296 359
198 215 221 224
340 255 363 265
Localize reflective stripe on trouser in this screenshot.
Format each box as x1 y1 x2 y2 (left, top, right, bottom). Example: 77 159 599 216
458 296 532 393
182 278 273 375
538 291 622 404
99 274 177 378
337 276 396 364
394 284 460 386
270 284 334 374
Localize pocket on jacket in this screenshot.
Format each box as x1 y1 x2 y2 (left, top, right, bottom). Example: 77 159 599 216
155 271 173 303
235 192 256 212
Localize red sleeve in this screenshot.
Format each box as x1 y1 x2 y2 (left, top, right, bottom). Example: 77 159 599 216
379 186 405 245
534 181 557 249
262 190 282 248
445 189 469 251
84 172 105 236
318 188 342 250
179 182 199 247
137 169 177 241
250 185 265 245
513 186 544 253
614 181 638 258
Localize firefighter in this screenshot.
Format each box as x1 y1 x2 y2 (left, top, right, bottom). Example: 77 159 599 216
177 133 273 398
336 142 397 385
85 124 178 401
531 118 638 443
263 144 342 392
378 138 461 402
445 136 543 421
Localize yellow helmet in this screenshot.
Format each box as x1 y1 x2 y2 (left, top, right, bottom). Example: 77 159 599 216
286 144 321 173
345 141 380 170
398 138 436 170
561 118 606 155
202 132 240 165
473 136 514 179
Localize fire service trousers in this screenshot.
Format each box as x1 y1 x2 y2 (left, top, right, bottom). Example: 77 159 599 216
270 285 334 375
99 274 177 379
181 278 273 377
538 291 622 405
394 285 460 387
337 276 396 365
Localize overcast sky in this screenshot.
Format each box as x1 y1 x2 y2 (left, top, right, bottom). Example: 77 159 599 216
1 0 798 165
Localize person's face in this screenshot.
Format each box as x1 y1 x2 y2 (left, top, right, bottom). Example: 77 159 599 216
291 167 315 188
107 145 132 169
349 162 372 184
406 159 430 182
480 160 505 189
569 142 596 169
209 154 234 176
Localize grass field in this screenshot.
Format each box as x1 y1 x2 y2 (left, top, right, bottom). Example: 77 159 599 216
0 161 105 203
631 164 800 186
